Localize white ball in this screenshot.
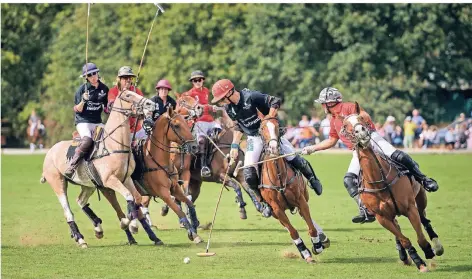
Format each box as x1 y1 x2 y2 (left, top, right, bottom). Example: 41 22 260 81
183 257 190 264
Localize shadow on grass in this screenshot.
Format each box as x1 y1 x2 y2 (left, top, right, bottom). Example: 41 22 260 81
436 264 472 273
324 256 399 264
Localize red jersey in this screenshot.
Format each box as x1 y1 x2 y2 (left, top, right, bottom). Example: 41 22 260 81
184 87 214 122
107 86 143 133
329 102 375 149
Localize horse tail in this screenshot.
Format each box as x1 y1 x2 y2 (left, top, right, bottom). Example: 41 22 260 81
40 175 47 184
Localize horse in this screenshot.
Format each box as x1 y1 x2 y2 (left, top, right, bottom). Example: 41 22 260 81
258 115 328 263
91 106 203 244
141 94 262 226
26 120 45 152
340 103 444 272
40 90 157 248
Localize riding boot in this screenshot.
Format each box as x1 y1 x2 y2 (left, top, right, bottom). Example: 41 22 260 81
65 136 93 177
243 167 272 218
391 150 438 192
199 139 211 177
344 173 376 224
288 155 323 195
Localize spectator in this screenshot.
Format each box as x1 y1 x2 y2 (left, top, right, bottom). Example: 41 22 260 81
375 122 385 138
403 116 416 149
456 122 468 149
412 109 425 146
391 125 404 147
467 121 472 150
298 115 318 148
309 115 321 144
320 114 331 140
420 124 437 149
383 115 395 143
444 126 456 150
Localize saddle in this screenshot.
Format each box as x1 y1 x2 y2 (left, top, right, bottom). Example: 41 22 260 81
65 126 105 188
131 139 153 196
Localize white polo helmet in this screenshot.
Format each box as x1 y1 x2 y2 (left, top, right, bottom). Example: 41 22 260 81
315 87 343 104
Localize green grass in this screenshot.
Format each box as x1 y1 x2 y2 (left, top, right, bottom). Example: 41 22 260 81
2 153 472 279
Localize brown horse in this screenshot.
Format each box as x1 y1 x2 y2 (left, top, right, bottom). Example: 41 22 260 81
341 103 443 272
258 115 327 263
40 90 156 248
92 106 203 244
141 94 262 227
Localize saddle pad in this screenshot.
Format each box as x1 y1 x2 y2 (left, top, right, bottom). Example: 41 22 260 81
66 138 82 161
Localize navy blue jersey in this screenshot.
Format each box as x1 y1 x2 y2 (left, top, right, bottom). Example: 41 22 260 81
150 95 177 119
225 89 281 136
74 81 109 125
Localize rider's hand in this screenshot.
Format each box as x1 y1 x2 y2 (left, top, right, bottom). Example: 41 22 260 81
143 118 154 135
212 105 224 112
301 145 316 155
230 144 239 161
82 91 90 101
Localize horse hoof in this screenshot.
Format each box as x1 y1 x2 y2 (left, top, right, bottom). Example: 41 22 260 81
428 259 438 270
120 218 130 230
193 236 203 244
78 239 88 249
432 238 444 256
419 265 429 273
305 257 314 264
239 208 247 220
128 240 138 246
161 206 169 216
154 240 164 246
187 232 195 241
320 234 330 249
180 223 186 229
95 231 104 239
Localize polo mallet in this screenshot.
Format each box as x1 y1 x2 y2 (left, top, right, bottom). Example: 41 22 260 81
135 3 165 88
197 158 234 257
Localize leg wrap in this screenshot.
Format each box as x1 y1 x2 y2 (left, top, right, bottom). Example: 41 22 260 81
294 238 312 259
67 221 84 241
127 201 139 220
139 218 161 243
407 246 426 269
422 242 436 259
396 239 408 262
187 205 200 230
82 203 102 227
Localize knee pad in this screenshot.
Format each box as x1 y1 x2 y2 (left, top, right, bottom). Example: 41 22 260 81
343 172 359 198
243 167 259 189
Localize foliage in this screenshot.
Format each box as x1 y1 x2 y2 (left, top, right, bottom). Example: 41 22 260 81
2 3 472 145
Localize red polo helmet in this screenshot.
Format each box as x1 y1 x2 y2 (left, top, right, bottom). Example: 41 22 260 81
155 79 172 90
211 79 234 103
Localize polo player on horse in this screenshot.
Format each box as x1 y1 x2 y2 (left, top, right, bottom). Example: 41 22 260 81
210 79 323 217
302 87 439 224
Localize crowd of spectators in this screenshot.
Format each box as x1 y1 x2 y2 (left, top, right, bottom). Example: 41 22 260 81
284 109 472 151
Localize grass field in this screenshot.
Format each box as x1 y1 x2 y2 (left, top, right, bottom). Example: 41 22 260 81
2 153 472 279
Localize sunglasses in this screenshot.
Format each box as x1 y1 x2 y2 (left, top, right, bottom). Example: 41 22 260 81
120 76 134 81
87 72 98 77
192 78 204 83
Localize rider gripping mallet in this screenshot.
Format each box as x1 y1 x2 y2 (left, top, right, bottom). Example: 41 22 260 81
197 158 234 257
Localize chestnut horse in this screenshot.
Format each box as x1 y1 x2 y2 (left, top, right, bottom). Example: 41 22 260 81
258 115 327 263
40 90 156 248
92 107 203 244
341 103 444 272
141 94 262 227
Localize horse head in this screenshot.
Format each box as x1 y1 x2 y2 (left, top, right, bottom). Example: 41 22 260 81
114 90 156 117
174 93 203 121
259 114 281 157
341 102 371 149
153 105 198 154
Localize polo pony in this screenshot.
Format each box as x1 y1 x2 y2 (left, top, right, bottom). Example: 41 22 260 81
258 115 328 263
340 103 444 272
40 90 156 248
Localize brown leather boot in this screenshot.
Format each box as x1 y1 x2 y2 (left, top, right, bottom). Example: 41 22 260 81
65 136 93 177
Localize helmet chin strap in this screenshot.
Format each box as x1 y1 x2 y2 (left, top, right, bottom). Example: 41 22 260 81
225 89 237 105
325 102 339 114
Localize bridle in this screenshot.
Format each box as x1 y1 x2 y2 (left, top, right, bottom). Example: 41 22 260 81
341 113 402 215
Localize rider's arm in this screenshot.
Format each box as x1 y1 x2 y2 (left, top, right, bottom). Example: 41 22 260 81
252 91 281 117
311 137 338 152
232 130 244 146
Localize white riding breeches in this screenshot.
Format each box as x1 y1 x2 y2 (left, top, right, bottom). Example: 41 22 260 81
76 123 104 138
347 131 397 176
244 136 296 167
194 121 221 139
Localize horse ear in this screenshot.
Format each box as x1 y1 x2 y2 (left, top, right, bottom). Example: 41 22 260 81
355 102 360 114
167 105 174 117
174 92 181 99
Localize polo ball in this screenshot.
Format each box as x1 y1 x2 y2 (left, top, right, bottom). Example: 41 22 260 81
183 257 190 264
